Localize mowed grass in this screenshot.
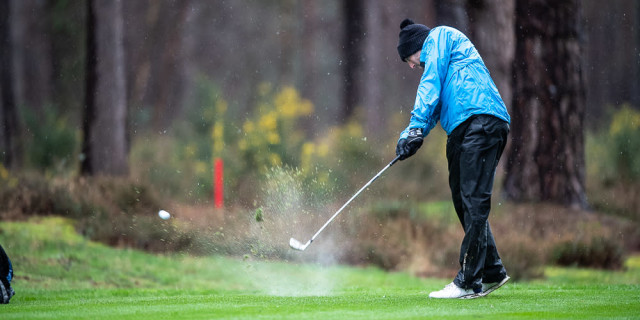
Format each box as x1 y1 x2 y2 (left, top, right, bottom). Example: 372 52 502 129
1 217 639 319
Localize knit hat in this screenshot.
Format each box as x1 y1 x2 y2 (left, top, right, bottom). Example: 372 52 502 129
397 19 430 62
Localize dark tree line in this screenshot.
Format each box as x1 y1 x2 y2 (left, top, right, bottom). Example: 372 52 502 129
1 0 638 209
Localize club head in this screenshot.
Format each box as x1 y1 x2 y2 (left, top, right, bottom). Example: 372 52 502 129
289 238 310 251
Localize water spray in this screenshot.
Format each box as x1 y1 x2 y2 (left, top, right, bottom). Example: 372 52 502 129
289 156 401 251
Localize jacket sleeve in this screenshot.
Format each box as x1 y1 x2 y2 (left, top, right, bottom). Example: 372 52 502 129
399 28 450 140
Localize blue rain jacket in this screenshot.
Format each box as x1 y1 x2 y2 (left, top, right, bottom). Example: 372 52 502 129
399 26 510 140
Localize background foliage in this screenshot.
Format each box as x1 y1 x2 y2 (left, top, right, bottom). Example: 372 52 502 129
1 0 639 282
2 83 638 279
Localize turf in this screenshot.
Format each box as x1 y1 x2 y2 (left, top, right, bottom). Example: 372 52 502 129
1 217 639 319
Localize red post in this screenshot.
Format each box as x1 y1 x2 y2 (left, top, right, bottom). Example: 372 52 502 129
214 158 224 208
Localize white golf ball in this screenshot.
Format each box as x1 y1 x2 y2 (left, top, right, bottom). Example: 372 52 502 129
158 210 171 220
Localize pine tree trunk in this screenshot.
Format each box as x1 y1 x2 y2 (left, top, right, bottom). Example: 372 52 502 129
363 0 383 135
341 0 364 122
12 0 53 112
81 0 128 176
503 0 587 209
0 0 21 169
466 0 515 111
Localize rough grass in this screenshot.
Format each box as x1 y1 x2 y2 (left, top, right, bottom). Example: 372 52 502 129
1 217 639 319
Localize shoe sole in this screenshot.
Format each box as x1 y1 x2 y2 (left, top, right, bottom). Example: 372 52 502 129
430 292 482 300
430 277 510 300
478 275 510 297
458 292 483 299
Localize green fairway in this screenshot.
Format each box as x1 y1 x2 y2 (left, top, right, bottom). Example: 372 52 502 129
3 284 640 320
1 217 639 319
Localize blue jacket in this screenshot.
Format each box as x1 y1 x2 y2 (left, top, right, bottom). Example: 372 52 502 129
399 26 510 140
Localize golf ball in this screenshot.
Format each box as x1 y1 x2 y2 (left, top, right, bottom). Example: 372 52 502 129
158 210 171 220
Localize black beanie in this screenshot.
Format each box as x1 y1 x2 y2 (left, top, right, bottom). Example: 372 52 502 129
397 19 430 62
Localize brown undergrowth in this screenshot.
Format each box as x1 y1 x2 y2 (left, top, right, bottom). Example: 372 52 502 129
1 174 637 281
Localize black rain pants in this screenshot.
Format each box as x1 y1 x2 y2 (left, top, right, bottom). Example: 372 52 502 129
0 243 13 303
447 115 509 291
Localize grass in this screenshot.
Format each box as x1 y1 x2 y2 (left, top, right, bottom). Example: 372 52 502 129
1 217 639 319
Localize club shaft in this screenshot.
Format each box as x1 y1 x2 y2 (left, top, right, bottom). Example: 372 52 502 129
309 156 400 242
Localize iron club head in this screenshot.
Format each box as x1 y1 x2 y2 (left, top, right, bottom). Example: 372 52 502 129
289 238 311 251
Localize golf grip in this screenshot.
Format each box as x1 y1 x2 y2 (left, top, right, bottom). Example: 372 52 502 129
309 155 401 243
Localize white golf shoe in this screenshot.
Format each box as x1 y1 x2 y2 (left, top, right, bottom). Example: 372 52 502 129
428 282 482 299
480 275 510 297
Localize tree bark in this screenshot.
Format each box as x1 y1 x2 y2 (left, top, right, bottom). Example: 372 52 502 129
466 0 515 112
12 0 53 112
0 0 21 169
148 0 190 131
582 1 640 127
81 0 128 176
341 0 364 122
503 0 587 209
436 0 469 33
363 0 383 135
47 0 86 122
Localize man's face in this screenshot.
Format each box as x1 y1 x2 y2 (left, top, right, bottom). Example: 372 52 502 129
405 50 422 70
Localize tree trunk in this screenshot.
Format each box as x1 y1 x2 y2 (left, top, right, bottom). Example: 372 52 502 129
147 1 190 131
299 0 319 135
466 0 515 111
12 0 53 112
81 0 128 176
436 0 469 32
0 0 21 169
47 0 86 123
341 0 364 123
582 1 640 127
363 0 383 135
503 0 587 209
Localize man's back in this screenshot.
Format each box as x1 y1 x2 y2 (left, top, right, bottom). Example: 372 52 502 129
413 26 510 136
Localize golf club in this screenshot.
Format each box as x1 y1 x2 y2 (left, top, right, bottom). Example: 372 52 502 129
289 155 401 251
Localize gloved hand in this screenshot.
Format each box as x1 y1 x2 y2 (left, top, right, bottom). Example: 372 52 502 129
395 128 423 160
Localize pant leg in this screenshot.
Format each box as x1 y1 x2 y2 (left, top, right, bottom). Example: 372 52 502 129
451 115 509 290
447 116 479 228
447 132 465 229
0 244 13 303
483 223 507 283
446 117 473 284
482 117 509 283
0 244 12 286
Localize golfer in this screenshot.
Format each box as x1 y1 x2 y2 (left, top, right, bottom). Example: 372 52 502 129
395 19 510 299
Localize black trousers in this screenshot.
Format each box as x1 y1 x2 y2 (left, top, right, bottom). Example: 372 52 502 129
0 244 12 287
447 115 509 290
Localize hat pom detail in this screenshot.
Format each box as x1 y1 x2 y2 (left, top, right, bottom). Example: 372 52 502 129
400 18 414 30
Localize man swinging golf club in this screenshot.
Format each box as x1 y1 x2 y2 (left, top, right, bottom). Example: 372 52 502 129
395 19 510 299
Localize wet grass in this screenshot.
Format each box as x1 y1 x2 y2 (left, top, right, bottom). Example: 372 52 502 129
1 217 639 319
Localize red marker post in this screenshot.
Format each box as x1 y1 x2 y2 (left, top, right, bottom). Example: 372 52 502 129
214 158 224 208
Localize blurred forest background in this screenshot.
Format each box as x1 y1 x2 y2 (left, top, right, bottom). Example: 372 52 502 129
1 0 639 279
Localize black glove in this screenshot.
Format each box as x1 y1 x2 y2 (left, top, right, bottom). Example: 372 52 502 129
395 128 423 160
